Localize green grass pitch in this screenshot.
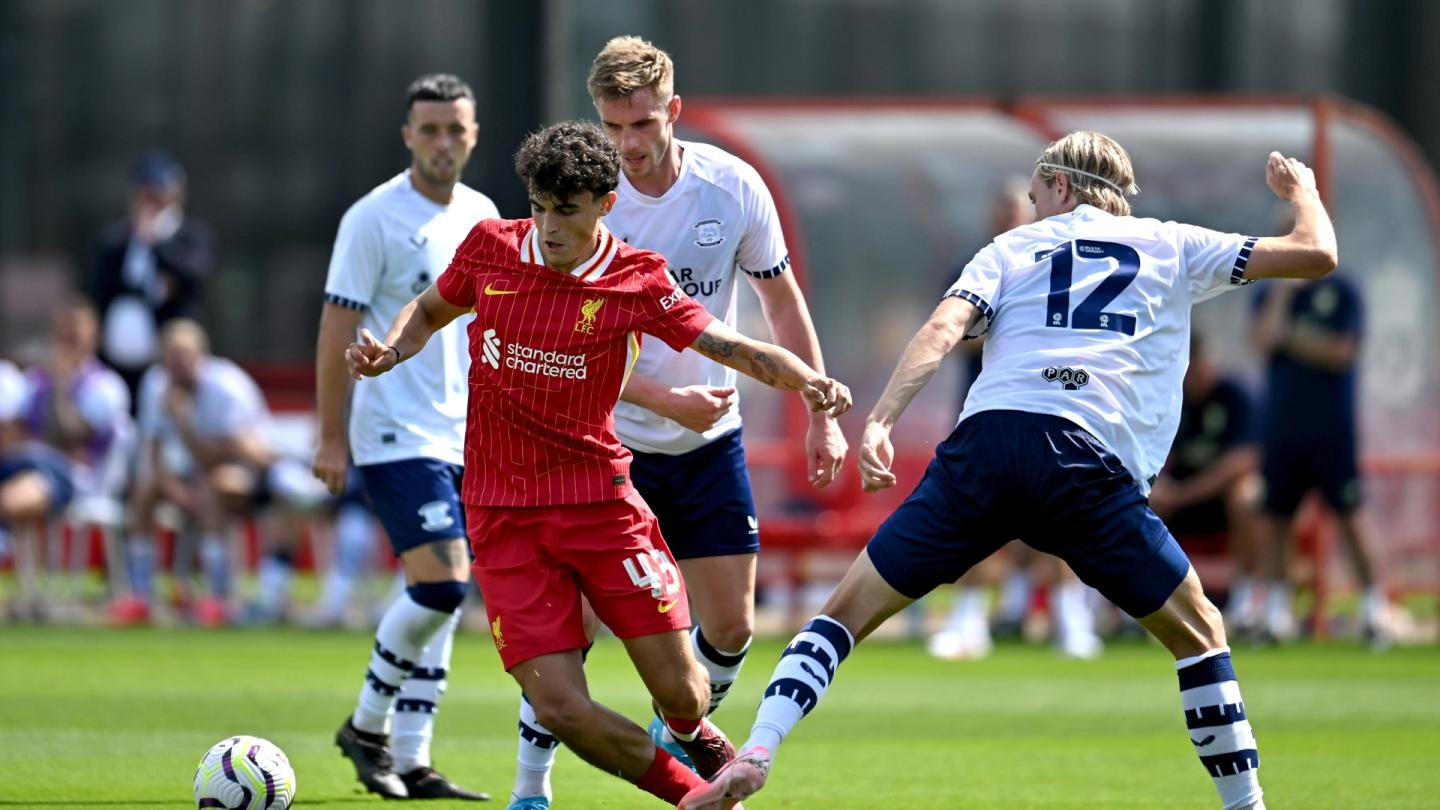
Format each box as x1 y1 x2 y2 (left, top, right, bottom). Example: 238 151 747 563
2 626 1437 808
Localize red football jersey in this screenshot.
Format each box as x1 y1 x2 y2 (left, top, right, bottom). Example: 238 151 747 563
437 218 714 506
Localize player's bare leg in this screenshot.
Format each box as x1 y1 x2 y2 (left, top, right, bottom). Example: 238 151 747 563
928 552 1006 660
512 639 711 805
1258 512 1298 642
1137 567 1266 810
624 627 738 779
1221 475 1265 637
681 552 756 703
1333 510 1390 648
648 552 755 768
510 601 602 808
1050 557 1104 660
681 549 911 810
0 471 52 621
193 466 242 625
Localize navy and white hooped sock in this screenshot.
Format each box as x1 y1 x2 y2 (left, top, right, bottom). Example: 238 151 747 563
511 693 559 803
693 626 750 716
743 615 854 755
351 593 452 734
1176 647 1262 810
393 609 459 773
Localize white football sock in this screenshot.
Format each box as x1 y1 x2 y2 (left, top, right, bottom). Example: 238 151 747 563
352 593 452 735
511 694 558 802
745 615 854 755
393 609 459 773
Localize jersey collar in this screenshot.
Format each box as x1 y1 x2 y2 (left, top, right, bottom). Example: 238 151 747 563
617 140 692 206
520 222 620 282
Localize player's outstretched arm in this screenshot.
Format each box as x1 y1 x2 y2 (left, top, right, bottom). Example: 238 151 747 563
1244 151 1339 281
347 284 468 379
688 320 851 418
859 295 974 491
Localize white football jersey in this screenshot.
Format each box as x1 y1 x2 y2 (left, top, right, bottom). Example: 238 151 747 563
951 204 1256 491
609 140 790 454
324 172 499 466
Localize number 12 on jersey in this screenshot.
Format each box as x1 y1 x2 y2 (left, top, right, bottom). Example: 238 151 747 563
1042 239 1140 335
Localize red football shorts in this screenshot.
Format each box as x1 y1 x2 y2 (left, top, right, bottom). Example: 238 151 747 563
466 491 691 670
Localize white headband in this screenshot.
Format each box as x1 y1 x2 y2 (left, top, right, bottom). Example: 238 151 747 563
1037 162 1128 195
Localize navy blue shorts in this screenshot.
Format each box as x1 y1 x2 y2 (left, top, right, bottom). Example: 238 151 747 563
1260 433 1362 518
0 447 76 517
357 458 466 555
627 428 760 560
866 410 1190 618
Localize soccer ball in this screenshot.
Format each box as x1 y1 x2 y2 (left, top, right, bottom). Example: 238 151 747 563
193 735 296 809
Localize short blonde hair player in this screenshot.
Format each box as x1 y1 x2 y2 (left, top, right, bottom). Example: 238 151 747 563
682 135 1337 810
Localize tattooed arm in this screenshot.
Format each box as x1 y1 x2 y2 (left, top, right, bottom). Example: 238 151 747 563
688 320 852 417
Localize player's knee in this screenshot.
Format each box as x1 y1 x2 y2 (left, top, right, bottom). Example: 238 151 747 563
697 620 752 655
649 668 709 721
406 580 467 614
528 691 594 739
401 537 471 579
0 474 48 520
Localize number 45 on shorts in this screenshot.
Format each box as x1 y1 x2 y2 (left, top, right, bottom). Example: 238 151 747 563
623 549 682 605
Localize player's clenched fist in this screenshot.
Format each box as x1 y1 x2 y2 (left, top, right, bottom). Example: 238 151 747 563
347 328 399 379
802 376 852 417
1265 151 1317 200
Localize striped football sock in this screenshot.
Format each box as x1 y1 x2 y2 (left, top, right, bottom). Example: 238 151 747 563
1176 647 1262 810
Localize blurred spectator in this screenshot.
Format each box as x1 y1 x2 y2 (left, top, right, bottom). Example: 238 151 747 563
0 360 33 566
89 151 215 405
5 298 134 620
22 297 133 500
1148 332 1262 632
0 366 78 621
1251 275 1391 647
115 319 326 625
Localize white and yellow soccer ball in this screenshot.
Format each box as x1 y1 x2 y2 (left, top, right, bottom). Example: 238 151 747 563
193 735 297 810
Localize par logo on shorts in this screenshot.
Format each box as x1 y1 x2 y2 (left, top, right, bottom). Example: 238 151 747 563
482 328 501 369
693 218 725 248
1042 365 1090 391
747 515 759 535
416 500 456 532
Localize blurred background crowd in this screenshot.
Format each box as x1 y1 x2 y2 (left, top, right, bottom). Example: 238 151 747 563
0 0 1437 649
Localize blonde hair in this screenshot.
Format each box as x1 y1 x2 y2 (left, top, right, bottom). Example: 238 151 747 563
587 35 675 103
161 317 210 354
1035 131 1139 216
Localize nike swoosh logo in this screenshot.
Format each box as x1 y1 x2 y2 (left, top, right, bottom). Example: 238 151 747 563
484 284 519 296
657 599 680 614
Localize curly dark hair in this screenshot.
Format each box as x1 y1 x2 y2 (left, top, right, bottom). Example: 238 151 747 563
514 120 621 202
